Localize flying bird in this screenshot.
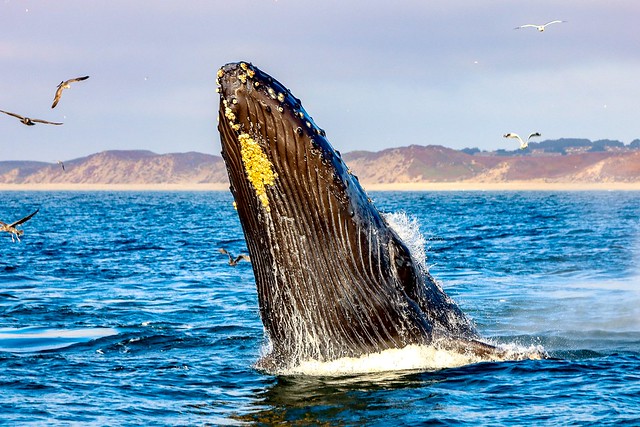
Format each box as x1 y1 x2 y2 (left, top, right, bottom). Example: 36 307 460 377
515 20 566 32
1 209 39 242
0 110 63 126
57 160 65 171
219 248 251 266
503 132 541 150
51 75 90 108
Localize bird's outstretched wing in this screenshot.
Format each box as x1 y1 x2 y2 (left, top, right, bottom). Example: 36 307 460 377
504 133 523 142
234 255 251 264
51 87 65 109
219 248 233 261
504 133 529 149
67 76 90 84
527 132 542 141
52 76 90 108
515 24 537 30
30 118 63 125
0 221 7 227
9 209 39 227
543 20 565 27
0 109 25 120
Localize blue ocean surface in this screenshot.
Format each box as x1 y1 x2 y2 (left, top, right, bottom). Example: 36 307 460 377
1 191 639 426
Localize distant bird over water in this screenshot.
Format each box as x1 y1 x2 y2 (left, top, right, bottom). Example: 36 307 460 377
0 110 63 126
504 132 541 150
515 20 566 32
0 209 39 242
219 248 251 266
51 76 90 108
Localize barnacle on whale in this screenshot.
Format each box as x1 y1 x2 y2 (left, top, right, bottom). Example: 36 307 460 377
238 132 278 211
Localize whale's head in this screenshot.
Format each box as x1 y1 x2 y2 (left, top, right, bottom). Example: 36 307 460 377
216 62 478 369
217 61 365 217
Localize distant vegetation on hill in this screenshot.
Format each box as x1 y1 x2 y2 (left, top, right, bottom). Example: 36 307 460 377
462 138 640 156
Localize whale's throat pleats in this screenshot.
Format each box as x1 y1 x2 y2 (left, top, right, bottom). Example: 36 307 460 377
217 62 480 369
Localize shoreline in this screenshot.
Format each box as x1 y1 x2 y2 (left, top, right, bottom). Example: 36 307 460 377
0 183 230 192
1 182 640 192
363 181 640 191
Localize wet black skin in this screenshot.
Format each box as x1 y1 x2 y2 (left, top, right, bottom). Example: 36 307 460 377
217 62 493 369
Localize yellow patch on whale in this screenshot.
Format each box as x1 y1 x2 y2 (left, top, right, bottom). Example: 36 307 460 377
238 133 277 211
224 106 236 122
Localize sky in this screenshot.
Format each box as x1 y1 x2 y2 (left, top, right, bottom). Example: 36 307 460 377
1 0 639 162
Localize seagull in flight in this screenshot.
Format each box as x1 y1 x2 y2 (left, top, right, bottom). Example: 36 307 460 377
0 110 63 126
504 132 542 150
0 209 39 242
57 160 65 171
515 20 566 32
51 75 90 108
219 248 251 266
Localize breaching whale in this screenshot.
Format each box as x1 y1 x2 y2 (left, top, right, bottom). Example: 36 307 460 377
216 62 541 371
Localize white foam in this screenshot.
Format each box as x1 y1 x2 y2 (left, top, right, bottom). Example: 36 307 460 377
273 342 546 376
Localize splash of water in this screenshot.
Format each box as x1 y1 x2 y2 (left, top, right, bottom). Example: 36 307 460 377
271 342 546 376
383 211 429 272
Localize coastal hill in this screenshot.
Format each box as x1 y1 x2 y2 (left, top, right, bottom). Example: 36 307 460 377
0 150 228 185
1 139 639 186
343 141 640 184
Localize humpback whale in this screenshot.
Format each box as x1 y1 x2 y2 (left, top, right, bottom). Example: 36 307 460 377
216 62 542 371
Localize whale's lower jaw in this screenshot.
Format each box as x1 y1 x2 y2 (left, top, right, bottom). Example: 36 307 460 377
217 62 481 368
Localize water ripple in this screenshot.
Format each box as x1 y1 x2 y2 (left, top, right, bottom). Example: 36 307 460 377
0 191 638 425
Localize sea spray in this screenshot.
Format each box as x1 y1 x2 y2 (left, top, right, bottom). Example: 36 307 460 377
384 211 429 272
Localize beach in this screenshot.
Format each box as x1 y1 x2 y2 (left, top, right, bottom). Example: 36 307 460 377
0 183 230 192
1 181 640 192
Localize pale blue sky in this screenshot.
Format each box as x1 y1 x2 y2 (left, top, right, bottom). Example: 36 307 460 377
1 0 638 161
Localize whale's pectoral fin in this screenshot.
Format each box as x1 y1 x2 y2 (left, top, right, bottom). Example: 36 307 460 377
386 235 435 336
388 232 479 340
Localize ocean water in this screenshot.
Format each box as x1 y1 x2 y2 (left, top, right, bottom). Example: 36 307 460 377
1 191 639 426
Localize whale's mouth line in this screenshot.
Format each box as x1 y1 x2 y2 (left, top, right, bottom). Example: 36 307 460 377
216 61 547 371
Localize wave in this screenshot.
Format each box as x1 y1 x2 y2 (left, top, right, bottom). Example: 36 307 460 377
0 327 118 353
